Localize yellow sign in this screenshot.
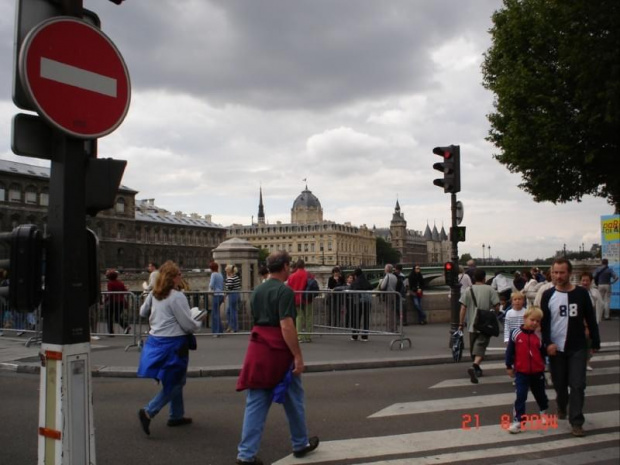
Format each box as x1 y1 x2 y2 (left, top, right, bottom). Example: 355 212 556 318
602 216 620 242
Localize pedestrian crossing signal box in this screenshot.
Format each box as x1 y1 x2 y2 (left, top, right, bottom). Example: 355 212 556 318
450 226 466 243
0 224 44 313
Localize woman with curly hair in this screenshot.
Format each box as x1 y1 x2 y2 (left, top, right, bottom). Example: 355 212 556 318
137 261 204 436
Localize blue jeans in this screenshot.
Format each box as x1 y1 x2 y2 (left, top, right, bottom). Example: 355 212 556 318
227 292 239 332
212 295 224 334
413 295 426 323
144 375 186 420
237 375 308 461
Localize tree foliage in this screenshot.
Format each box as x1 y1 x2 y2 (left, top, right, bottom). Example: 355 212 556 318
375 237 401 265
482 0 620 211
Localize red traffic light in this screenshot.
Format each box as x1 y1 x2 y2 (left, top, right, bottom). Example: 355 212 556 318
444 262 454 271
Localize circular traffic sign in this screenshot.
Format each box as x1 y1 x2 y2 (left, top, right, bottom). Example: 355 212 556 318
19 17 131 139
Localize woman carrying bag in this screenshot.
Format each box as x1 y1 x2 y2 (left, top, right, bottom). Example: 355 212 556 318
137 261 205 436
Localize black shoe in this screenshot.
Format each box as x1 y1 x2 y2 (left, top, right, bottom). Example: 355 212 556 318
467 367 479 384
138 409 151 435
167 417 192 427
473 364 483 378
236 457 263 465
293 436 319 458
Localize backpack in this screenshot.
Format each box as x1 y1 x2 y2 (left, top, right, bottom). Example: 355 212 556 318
306 277 319 292
305 277 319 303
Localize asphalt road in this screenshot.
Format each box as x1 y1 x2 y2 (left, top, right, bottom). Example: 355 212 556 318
2 358 619 465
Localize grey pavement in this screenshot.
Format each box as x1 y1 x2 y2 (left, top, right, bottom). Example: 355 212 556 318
1 318 619 377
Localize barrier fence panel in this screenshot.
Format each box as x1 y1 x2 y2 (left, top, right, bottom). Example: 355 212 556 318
92 291 141 351
4 288 411 351
295 289 411 350
1 298 42 346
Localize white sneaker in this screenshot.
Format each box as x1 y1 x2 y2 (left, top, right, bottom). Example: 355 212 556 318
586 365 593 371
540 411 547 425
508 421 521 434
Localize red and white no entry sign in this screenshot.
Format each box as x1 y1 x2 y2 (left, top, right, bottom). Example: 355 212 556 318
19 17 131 139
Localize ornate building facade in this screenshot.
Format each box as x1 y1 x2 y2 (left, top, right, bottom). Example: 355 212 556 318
0 160 226 271
228 186 377 266
374 201 449 265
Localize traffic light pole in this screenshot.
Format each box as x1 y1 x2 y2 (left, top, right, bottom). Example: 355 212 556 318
38 132 97 465
449 193 461 342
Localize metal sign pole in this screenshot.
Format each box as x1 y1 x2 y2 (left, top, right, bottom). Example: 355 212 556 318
39 132 96 465
449 193 461 343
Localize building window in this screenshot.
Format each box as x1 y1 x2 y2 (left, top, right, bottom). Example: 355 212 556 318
0 183 5 201
25 186 37 205
115 197 125 214
9 184 21 203
297 244 302 252
40 189 49 206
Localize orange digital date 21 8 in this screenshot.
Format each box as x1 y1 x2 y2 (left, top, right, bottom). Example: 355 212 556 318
461 413 558 430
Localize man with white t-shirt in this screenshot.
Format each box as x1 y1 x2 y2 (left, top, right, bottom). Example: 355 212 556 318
540 258 600 437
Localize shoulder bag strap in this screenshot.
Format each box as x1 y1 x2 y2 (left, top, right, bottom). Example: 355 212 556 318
470 287 478 309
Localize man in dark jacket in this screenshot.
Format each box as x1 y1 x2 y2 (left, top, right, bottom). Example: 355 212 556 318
541 258 600 438
349 268 373 341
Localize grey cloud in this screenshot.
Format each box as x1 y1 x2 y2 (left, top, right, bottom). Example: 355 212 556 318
97 0 501 110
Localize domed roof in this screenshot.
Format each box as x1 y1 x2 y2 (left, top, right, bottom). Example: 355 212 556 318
292 187 321 210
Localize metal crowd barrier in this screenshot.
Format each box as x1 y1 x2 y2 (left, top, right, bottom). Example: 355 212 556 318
2 288 411 352
293 289 412 350
1 298 42 347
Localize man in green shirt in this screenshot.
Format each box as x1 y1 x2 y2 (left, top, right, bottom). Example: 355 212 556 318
459 268 500 384
236 251 319 465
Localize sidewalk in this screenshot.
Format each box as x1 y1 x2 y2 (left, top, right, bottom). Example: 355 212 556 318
1 319 619 377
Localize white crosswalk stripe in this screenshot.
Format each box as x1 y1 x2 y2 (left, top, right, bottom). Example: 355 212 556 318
350 433 620 465
273 412 619 464
369 383 619 418
273 354 620 464
430 366 619 389
466 353 619 370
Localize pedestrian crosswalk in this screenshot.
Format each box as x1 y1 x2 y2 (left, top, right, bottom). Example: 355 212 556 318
273 355 620 465
429 354 620 389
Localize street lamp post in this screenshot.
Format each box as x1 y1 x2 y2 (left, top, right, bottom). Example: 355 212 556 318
482 243 486 264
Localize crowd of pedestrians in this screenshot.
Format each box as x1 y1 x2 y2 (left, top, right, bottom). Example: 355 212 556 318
456 258 609 438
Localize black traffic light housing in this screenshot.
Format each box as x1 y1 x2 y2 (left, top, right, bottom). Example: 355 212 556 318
433 145 461 194
444 261 458 287
85 158 127 216
0 225 44 312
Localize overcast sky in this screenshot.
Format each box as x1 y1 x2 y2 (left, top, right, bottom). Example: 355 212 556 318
0 0 613 261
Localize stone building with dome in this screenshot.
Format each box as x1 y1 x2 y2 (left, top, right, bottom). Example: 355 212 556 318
227 186 376 266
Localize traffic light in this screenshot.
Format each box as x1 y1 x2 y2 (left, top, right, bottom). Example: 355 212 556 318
0 225 44 312
85 158 127 216
444 261 458 287
450 226 466 243
432 145 461 193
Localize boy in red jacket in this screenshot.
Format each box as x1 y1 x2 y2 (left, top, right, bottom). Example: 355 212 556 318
505 306 549 433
